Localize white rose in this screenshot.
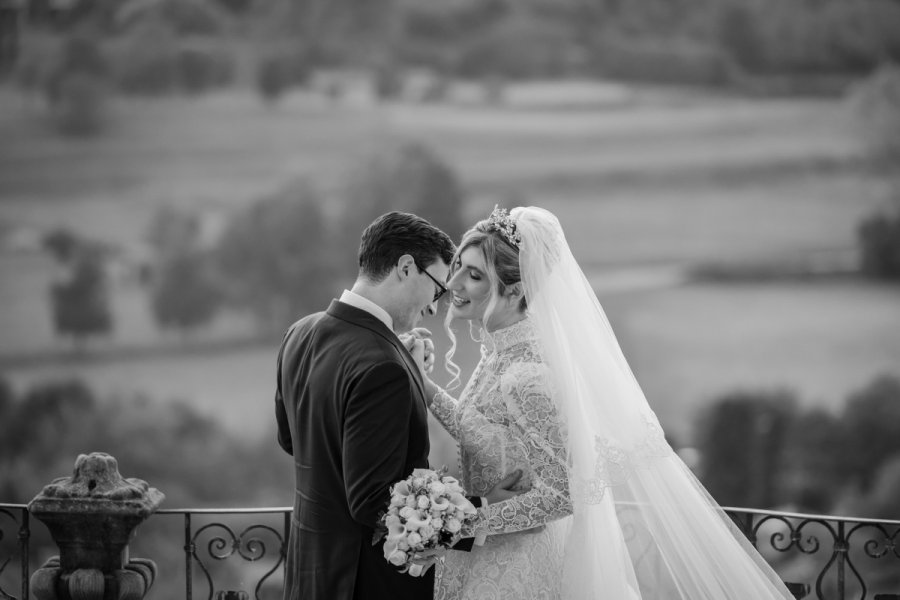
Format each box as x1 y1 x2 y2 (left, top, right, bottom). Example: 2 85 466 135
431 517 444 530
419 524 435 539
407 532 422 546
412 477 426 489
428 481 446 495
387 549 408 566
398 540 410 551
417 495 430 510
446 517 461 533
399 506 415 519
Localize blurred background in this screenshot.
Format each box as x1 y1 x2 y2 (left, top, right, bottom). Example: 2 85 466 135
1 0 900 594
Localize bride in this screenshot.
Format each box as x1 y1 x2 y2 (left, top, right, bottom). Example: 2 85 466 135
419 206 795 599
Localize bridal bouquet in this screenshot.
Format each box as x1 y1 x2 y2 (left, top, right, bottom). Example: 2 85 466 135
374 467 478 577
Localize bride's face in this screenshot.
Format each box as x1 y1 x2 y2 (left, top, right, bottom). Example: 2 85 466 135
446 247 492 324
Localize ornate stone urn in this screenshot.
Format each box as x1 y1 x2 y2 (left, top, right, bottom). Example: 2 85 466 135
28 452 165 600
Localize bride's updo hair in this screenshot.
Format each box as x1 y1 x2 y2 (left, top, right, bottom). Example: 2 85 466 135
442 216 526 388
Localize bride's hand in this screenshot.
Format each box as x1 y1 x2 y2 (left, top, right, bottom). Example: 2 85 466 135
485 469 525 505
400 328 435 374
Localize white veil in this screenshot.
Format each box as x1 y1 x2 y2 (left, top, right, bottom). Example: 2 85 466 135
512 206 794 599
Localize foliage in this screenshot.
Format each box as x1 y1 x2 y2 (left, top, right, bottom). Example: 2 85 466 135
255 47 312 103
591 35 734 86
114 0 233 36
699 375 900 514
150 251 224 332
857 202 900 280
43 228 85 264
175 42 236 94
371 60 404 101
44 35 111 105
338 142 466 271
454 13 575 79
716 4 765 73
696 390 797 508
215 181 335 333
0 376 290 506
839 375 900 490
850 63 900 166
52 72 110 137
110 22 180 95
50 253 114 347
145 205 201 257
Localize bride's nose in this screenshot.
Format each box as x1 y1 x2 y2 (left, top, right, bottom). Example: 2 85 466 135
446 270 463 290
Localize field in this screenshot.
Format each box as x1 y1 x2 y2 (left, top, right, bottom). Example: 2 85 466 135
1 80 898 460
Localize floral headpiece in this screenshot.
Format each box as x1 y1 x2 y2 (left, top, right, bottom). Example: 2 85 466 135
487 205 522 248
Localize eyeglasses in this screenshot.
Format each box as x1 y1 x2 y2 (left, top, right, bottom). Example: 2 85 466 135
415 261 448 304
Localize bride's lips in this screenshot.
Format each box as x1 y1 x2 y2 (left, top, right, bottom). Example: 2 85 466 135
451 294 470 307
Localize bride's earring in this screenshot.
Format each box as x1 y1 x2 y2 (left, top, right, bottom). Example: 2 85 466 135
469 321 485 343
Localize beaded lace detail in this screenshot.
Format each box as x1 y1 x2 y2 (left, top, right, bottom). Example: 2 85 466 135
430 317 571 599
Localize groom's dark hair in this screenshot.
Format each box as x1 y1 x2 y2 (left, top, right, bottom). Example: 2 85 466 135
358 211 456 282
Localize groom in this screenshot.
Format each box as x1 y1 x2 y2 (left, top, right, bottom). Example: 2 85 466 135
276 211 461 600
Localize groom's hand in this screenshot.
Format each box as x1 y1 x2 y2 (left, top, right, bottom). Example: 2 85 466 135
399 328 435 374
406 547 446 577
485 469 525 505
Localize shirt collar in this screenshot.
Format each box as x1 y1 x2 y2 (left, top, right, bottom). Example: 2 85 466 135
339 290 394 333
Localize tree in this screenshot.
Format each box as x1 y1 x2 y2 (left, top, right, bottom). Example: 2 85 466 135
857 201 900 280
696 390 797 508
43 227 83 263
216 181 335 334
50 253 114 349
851 63 900 168
839 375 900 491
150 251 223 333
146 205 201 257
338 142 466 272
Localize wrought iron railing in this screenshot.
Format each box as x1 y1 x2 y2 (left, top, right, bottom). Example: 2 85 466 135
2 502 899 599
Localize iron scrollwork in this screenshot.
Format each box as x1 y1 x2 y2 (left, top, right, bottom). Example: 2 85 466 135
187 516 287 600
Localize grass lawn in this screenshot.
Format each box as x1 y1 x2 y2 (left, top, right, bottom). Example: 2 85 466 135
1 82 898 457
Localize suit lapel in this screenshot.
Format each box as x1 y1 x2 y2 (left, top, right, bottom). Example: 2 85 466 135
326 301 428 402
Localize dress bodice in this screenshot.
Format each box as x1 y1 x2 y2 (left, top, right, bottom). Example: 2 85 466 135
430 317 571 539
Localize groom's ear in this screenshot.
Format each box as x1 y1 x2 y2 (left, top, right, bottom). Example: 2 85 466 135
396 254 416 281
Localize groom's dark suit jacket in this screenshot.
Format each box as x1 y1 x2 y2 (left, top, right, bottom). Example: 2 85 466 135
275 300 435 600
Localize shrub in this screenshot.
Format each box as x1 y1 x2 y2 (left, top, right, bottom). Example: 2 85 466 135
372 60 403 101
454 14 574 79
591 35 735 86
255 47 311 103
858 203 900 280
716 4 765 73
111 23 179 95
176 42 235 94
114 0 232 36
216 181 335 333
33 34 112 106
150 251 224 332
696 390 798 508
850 63 900 166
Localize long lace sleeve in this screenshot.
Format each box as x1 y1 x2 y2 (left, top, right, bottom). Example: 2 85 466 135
464 362 572 538
430 386 462 440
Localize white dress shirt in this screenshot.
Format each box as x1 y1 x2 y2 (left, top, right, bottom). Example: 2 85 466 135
339 289 394 334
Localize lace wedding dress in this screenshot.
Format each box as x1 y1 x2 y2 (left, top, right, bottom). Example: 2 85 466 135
430 318 572 600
